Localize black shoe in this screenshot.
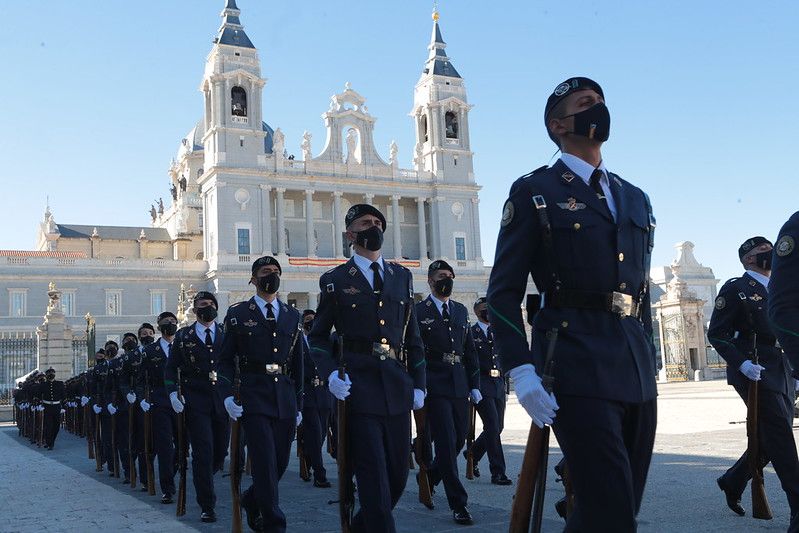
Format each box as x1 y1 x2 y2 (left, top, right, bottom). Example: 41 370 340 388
122 478 130 485
313 478 332 488
161 494 173 504
717 476 745 516
200 511 217 523
241 495 264 532
453 507 473 525
491 474 512 486
555 497 568 520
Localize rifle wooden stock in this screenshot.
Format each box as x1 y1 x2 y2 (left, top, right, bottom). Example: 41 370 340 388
747 333 772 520
86 405 95 460
129 401 137 488
412 407 434 509
230 356 243 533
297 424 311 481
144 373 155 496
94 412 103 472
509 423 549 533
337 338 354 533
111 409 120 478
466 403 476 480
176 367 188 516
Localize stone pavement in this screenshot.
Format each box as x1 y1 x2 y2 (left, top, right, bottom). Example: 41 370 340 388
1 380 796 532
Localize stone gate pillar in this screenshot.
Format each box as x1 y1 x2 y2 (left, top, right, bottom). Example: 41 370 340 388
36 282 74 380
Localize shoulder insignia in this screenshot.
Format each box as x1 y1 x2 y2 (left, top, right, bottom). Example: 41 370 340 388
230 317 238 326
348 267 358 276
561 171 576 183
749 293 763 302
342 286 361 295
420 318 435 325
715 296 726 310
776 235 795 257
326 283 335 293
519 165 548 179
155 345 161 352
425 300 432 307
248 303 257 311
557 197 587 211
612 175 623 187
386 264 394 276
243 319 258 327
749 280 756 287
501 200 515 227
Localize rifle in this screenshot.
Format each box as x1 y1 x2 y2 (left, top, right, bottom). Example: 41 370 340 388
95 409 103 472
297 423 311 481
86 404 95 460
129 373 137 489
554 458 575 518
747 331 773 520
413 408 434 509
466 403 477 480
111 392 120 478
230 356 243 533
509 327 558 533
337 337 354 533
176 367 188 516
144 370 156 496
38 402 45 447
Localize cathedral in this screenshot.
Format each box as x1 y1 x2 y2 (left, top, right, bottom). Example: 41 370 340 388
0 1 489 343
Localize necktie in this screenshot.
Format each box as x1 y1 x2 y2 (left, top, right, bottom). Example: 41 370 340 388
442 302 450 323
265 302 276 331
590 168 612 218
167 343 172 357
370 262 383 294
204 328 213 349
487 326 494 342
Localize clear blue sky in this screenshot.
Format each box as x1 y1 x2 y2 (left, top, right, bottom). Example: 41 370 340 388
1 1 797 285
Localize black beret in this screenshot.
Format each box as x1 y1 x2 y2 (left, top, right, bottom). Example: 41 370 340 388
156 312 177 323
122 332 138 341
345 204 386 231
104 340 119 348
545 77 604 120
138 323 155 333
45 367 55 374
473 297 487 308
739 236 772 259
428 259 455 278
95 349 106 356
302 309 316 318
251 255 282 275
193 291 219 308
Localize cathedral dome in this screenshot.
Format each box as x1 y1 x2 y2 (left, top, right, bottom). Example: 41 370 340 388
176 120 206 160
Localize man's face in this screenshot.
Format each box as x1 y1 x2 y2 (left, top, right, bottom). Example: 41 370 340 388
346 215 383 244
475 302 488 319
158 317 177 329
548 89 605 139
194 298 216 312
743 243 773 268
250 264 280 286
303 314 315 333
138 327 155 339
428 270 454 292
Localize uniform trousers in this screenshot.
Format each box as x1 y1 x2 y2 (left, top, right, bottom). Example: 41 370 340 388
301 404 330 480
43 404 61 448
150 405 176 496
185 407 230 512
471 395 507 477
113 411 131 479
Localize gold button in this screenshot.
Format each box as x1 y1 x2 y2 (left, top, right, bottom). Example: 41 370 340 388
273 332 277 337
400 301 404 305
273 348 278 352
379 302 383 307
561 321 569 328
619 282 627 290
351 304 356 308
573 223 581 230
274 377 278 382
380 355 386 361
618 253 624 262
381 338 388 344
379 319 385 325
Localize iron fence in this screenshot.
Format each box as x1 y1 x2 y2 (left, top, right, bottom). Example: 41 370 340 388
72 336 88 375
0 332 38 406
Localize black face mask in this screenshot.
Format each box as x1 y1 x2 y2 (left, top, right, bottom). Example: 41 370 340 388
303 320 314 334
106 346 118 357
257 272 281 294
122 340 138 352
562 103 611 142
354 226 384 251
46 374 54 381
159 323 178 337
433 277 454 298
754 250 772 271
196 306 218 323
478 310 489 323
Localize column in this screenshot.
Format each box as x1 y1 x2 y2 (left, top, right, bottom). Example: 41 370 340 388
430 198 442 259
307 292 318 311
260 185 272 254
333 192 343 258
391 195 402 259
305 190 316 257
471 197 482 261
276 188 286 255
417 197 428 261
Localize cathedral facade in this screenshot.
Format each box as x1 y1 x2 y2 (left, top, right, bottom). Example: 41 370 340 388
0 1 489 342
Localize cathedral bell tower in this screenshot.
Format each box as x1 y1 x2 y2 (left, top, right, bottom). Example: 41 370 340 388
201 0 267 170
411 10 474 183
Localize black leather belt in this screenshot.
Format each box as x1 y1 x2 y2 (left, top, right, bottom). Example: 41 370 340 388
427 351 462 365
242 362 285 375
42 400 61 405
343 339 399 361
544 289 640 318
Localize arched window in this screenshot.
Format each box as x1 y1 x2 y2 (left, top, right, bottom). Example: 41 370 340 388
445 111 459 139
231 86 247 117
420 115 428 142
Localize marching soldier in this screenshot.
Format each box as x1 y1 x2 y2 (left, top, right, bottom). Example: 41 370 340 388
107 333 139 483
770 211 799 377
416 260 481 524
97 342 118 475
165 291 229 523
219 256 304 532
141 312 179 503
120 328 149 488
87 348 109 470
487 77 658 531
709 237 799 528
300 309 333 488
466 297 512 485
39 367 66 450
309 204 427 532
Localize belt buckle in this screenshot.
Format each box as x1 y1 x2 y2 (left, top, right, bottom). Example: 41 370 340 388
490 369 501 378
611 291 633 317
265 364 280 374
208 370 218 384
443 353 456 365
373 342 391 361
312 377 321 387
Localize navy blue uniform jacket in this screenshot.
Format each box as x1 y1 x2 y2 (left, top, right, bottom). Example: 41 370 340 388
471 323 505 399
769 211 799 376
165 322 226 417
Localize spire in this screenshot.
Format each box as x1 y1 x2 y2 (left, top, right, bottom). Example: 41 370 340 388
214 0 254 49
423 8 460 78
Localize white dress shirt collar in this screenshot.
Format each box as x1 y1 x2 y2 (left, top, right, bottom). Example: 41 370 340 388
429 294 450 317
560 152 607 185
194 321 217 342
159 337 172 356
253 294 281 321
352 253 385 289
745 270 770 290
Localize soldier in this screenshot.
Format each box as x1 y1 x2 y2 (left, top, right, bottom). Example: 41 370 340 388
120 327 149 488
96 342 118 475
487 77 658 531
299 309 333 488
31 372 46 445
140 312 178 503
165 291 229 523
219 256 304 532
85 349 107 469
107 333 139 484
465 297 512 485
770 211 799 377
709 237 799 528
416 260 481 524
309 204 426 532
39 368 66 450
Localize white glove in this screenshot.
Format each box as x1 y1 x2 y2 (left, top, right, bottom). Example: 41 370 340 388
60 409 66 414
224 396 243 420
169 391 184 414
509 364 559 428
296 412 303 426
413 388 426 410
107 403 117 415
328 371 352 401
739 360 764 381
92 404 102 414
126 392 136 404
794 379 799 392
469 389 483 404
140 399 151 412
81 396 90 406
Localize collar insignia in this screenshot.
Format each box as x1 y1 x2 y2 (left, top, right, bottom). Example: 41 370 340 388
249 303 257 310
749 280 756 287
613 176 622 187
348 267 358 276
343 286 361 295
561 171 575 183
425 300 432 307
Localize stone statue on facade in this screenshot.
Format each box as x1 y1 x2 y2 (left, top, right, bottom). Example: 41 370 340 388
157 198 164 215
345 128 359 164
150 205 157 222
301 131 312 161
389 140 398 167
170 183 178 201
273 128 285 159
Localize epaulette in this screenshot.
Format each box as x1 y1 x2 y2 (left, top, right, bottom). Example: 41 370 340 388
518 165 549 180
721 277 741 288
